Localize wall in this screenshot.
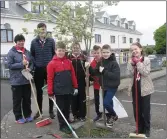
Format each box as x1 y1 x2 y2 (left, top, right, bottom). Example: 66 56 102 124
80 27 142 50
1 16 56 54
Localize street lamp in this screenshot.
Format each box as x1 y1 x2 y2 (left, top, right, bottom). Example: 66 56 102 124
117 34 125 64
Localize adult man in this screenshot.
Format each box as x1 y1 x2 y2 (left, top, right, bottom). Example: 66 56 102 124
30 23 56 119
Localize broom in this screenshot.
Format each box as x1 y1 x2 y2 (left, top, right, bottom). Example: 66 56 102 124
21 69 52 128
101 59 106 126
49 97 79 138
129 66 146 138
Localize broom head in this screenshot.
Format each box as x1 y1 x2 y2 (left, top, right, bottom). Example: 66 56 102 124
129 133 146 138
36 118 52 128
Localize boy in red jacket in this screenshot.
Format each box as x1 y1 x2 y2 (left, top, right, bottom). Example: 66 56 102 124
47 41 78 133
90 45 102 122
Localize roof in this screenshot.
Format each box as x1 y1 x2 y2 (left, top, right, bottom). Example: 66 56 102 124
1 1 57 22
95 11 106 18
128 20 135 26
109 15 118 21
121 18 126 23
94 19 142 35
1 1 29 18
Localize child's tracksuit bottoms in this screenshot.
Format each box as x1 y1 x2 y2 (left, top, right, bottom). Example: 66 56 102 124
103 88 118 118
55 94 71 129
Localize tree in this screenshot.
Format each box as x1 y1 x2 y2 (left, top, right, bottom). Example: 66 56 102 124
153 23 166 54
23 1 119 53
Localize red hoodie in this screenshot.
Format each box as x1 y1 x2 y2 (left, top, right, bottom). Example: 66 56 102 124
47 56 78 95
90 58 100 90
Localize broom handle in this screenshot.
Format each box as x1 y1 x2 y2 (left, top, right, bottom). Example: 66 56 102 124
29 79 42 118
50 97 79 138
101 60 106 126
135 67 139 134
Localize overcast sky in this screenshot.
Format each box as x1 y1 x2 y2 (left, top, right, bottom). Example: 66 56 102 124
101 1 166 45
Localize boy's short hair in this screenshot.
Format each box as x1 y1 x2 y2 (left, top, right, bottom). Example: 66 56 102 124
56 41 66 49
93 45 101 51
71 41 81 49
14 34 25 43
37 23 47 28
102 44 112 51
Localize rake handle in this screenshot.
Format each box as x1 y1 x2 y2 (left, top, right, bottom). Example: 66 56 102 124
101 59 106 126
134 67 139 134
29 79 43 118
50 97 79 138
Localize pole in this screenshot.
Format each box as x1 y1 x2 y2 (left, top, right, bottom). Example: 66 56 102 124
118 35 120 65
85 66 91 137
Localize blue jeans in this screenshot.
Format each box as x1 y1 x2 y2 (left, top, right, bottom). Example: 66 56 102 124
103 88 117 117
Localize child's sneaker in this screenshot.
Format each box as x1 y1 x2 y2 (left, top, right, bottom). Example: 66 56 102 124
80 117 86 122
26 116 33 122
93 113 102 122
106 116 113 128
16 118 26 124
111 115 118 122
60 126 71 134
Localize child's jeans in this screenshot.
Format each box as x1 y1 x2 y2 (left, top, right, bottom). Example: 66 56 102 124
94 89 101 115
103 88 117 117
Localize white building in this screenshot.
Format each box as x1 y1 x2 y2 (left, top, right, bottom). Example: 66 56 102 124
1 1 142 64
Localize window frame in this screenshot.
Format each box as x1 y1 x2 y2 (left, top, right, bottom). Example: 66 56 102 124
122 37 126 43
1 29 13 43
95 34 101 43
31 2 44 13
104 17 108 24
117 21 120 27
129 38 133 43
110 35 115 43
137 38 140 43
0 1 5 8
125 23 128 29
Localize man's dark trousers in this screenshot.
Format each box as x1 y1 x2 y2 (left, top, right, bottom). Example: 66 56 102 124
34 67 53 113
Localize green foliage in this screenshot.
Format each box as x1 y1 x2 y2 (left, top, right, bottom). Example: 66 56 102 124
154 23 166 54
143 46 155 55
162 60 167 67
23 1 119 52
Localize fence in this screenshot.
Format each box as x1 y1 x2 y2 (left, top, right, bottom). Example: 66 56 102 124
1 54 165 79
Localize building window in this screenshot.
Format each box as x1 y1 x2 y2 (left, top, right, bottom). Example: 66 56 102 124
31 2 44 13
110 36 115 43
117 21 120 27
123 52 128 63
95 34 101 43
125 23 128 29
122 37 126 43
104 17 108 24
1 29 13 43
129 38 133 43
0 1 5 8
137 38 140 43
133 25 136 30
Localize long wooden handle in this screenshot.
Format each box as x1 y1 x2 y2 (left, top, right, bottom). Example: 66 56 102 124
85 66 91 137
29 79 42 118
101 60 106 126
134 67 139 134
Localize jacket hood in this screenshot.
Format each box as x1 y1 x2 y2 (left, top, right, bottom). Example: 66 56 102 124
102 53 116 61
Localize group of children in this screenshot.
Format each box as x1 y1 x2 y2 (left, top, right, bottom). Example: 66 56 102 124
7 24 153 137
47 41 153 137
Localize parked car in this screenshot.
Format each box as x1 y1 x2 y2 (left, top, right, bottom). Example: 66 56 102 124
148 55 157 60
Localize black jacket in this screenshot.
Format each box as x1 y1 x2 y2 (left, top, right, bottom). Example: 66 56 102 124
67 53 86 86
30 36 55 68
90 53 120 90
